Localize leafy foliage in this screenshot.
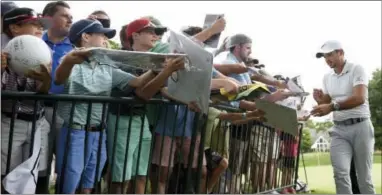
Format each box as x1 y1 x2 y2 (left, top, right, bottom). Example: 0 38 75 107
304 119 333 133
369 69 382 150
301 128 312 153
301 120 333 153
108 40 121 50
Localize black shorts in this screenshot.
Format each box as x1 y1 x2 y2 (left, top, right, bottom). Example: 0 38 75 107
205 148 223 172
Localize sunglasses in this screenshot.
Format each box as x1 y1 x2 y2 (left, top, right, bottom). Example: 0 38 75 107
139 27 167 36
4 10 43 23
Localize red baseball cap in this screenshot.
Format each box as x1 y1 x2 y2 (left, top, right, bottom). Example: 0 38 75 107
125 18 167 38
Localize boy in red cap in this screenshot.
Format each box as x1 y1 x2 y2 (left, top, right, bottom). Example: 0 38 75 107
107 18 172 194
54 18 184 194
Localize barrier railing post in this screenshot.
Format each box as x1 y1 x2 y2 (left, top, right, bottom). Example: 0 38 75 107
1 91 306 194
294 123 304 190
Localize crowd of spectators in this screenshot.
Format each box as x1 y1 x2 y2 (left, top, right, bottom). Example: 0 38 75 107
1 1 308 194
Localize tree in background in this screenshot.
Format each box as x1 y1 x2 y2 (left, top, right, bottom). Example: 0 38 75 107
304 119 333 133
314 121 333 133
300 119 333 153
369 69 382 150
108 40 121 49
301 128 312 153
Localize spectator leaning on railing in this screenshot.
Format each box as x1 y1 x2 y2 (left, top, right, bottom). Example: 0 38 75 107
149 19 242 194
53 18 186 194
212 33 259 194
107 17 181 194
1 7 53 194
213 33 293 193
204 107 266 193
181 25 240 94
40 2 74 191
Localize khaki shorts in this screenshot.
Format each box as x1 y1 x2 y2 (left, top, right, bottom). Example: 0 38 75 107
1 115 50 176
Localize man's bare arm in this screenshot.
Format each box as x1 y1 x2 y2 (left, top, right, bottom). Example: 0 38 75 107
132 69 173 101
213 64 247 75
54 58 76 85
131 57 184 101
55 50 91 85
193 17 225 42
251 72 286 89
336 85 367 110
239 100 257 111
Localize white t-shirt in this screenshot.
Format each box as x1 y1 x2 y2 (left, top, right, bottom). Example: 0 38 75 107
322 61 370 121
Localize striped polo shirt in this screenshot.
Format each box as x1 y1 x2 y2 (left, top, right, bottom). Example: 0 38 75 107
1 34 44 115
57 55 136 125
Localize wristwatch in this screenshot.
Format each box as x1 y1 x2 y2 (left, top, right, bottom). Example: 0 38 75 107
332 101 340 111
242 112 247 119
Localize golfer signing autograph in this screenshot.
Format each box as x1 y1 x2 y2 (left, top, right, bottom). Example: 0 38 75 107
311 40 375 194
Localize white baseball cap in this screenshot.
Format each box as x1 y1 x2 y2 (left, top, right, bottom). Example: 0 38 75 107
315 40 343 58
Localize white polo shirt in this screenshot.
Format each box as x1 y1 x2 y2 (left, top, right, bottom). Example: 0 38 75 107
322 61 370 121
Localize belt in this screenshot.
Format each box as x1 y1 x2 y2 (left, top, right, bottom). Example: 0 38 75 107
334 117 367 126
68 122 105 132
109 108 144 116
2 111 45 122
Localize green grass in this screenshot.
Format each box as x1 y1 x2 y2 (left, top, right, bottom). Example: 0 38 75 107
299 152 381 167
298 152 382 194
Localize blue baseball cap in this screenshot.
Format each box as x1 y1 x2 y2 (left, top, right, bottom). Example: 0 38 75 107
68 19 116 44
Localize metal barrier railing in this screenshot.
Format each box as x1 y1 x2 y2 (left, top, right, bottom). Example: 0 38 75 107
1 91 303 194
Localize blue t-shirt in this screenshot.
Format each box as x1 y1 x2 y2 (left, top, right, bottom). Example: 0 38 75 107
42 32 74 94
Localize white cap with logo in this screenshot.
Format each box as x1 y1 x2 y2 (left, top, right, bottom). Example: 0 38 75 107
316 40 343 58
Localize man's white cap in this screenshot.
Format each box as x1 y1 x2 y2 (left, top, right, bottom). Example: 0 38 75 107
315 40 343 58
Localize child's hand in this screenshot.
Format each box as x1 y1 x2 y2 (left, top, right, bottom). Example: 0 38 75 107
187 101 201 113
64 48 91 65
25 64 51 83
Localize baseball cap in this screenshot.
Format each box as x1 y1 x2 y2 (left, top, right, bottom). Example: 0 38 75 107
226 33 252 49
316 40 343 58
1 1 18 17
142 16 165 28
2 7 52 30
125 18 167 38
69 19 116 44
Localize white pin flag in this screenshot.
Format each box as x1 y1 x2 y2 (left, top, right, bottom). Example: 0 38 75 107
2 128 41 194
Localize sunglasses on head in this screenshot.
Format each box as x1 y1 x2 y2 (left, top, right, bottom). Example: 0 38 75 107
96 18 110 28
4 10 42 23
